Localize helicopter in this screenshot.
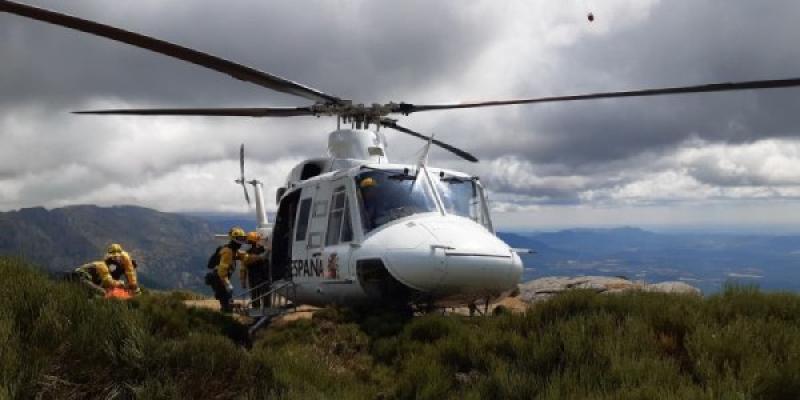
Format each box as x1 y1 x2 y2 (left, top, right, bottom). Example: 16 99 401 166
3 0 800 311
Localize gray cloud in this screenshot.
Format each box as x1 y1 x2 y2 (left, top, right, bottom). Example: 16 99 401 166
0 0 498 106
476 0 800 165
2 0 800 227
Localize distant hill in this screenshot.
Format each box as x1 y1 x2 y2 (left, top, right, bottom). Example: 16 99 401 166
179 212 260 234
499 227 800 293
0 205 220 291
4 205 800 294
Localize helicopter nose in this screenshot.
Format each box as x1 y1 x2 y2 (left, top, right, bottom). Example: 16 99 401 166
361 216 523 297
421 219 522 294
436 247 522 295
379 219 447 292
381 217 521 293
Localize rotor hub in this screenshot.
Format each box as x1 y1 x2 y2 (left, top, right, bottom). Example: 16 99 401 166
312 102 389 122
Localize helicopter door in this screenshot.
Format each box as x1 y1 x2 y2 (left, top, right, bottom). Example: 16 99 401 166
271 189 300 281
320 180 355 284
291 185 320 280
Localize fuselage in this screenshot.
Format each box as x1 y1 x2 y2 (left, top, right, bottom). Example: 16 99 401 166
265 129 523 308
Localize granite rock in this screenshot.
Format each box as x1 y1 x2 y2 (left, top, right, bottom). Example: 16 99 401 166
518 276 700 303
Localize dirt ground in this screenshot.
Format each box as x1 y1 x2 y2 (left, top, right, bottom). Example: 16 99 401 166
182 298 318 325
270 305 320 326
182 299 254 324
443 295 529 316
183 295 529 328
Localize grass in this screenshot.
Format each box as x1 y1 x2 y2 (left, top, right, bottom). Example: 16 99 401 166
3 256 800 399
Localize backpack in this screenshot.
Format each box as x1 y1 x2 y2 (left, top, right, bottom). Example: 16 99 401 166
207 246 224 270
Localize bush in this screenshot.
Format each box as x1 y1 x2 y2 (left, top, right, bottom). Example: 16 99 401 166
0 258 275 399
4 257 800 399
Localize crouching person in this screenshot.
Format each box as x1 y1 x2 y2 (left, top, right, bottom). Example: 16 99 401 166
105 243 141 295
73 260 125 295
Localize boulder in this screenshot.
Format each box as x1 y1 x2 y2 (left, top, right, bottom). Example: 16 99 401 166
644 281 701 295
518 276 700 303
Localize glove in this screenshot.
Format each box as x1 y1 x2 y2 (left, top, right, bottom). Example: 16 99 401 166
225 282 233 293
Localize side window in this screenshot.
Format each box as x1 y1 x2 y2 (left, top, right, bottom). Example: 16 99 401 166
341 205 353 242
313 200 328 218
295 198 312 242
326 187 353 245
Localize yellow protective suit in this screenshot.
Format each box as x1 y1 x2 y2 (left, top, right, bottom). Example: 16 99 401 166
216 246 239 287
107 250 138 290
240 245 268 288
76 261 124 289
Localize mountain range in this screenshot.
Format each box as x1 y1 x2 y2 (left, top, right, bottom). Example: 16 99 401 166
0 205 222 291
500 227 800 293
2 205 799 294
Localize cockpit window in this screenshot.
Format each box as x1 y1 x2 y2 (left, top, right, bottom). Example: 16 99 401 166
435 175 491 230
355 169 438 232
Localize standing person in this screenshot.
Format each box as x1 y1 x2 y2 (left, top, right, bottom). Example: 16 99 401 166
241 231 270 307
206 227 247 313
104 243 140 294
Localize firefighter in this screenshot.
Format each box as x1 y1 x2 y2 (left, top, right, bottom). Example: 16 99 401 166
241 231 270 307
104 243 140 294
358 176 379 230
206 227 247 313
73 260 124 293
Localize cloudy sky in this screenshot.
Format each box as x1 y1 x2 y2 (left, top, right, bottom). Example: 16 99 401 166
2 0 800 230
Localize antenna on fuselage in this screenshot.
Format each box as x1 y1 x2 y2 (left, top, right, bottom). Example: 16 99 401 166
417 134 434 168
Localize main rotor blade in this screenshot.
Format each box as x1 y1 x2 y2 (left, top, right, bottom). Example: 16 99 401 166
380 119 478 163
396 77 800 114
0 0 344 104
73 107 315 117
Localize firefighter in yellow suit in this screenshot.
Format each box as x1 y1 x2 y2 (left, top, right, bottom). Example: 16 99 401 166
240 231 270 307
105 243 140 294
207 227 247 312
73 260 124 291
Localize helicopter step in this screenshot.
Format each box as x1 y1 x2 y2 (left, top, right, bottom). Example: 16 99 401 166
234 279 297 336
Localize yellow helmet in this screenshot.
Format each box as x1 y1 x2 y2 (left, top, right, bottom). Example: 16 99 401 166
246 231 261 244
106 243 124 255
229 226 247 241
359 177 377 189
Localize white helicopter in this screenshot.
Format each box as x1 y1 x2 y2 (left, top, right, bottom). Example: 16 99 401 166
4 1 800 312
234 134 517 310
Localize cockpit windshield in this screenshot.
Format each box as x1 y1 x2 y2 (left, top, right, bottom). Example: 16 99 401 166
355 168 438 232
434 174 492 230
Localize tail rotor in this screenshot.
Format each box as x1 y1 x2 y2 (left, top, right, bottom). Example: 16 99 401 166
235 143 251 207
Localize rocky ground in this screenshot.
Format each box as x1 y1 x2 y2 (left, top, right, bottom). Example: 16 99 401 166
184 276 701 322
518 276 701 303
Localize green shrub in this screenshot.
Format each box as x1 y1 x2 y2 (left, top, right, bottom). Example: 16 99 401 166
4 256 800 399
